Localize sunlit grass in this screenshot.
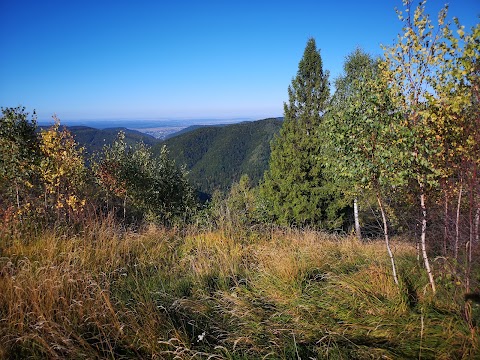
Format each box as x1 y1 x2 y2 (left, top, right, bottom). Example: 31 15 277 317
0 220 478 359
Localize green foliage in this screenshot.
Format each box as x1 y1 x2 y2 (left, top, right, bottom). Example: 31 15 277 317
154 118 282 196
226 175 259 226
261 38 346 229
202 174 261 230
324 49 407 233
0 109 91 226
430 20 480 182
382 0 453 189
0 107 40 217
0 109 93 227
93 131 195 224
325 48 403 193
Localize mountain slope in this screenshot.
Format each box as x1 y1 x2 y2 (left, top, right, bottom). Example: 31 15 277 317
153 118 282 195
164 124 226 140
47 126 160 156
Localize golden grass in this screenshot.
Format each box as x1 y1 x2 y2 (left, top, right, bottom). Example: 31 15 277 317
0 220 478 359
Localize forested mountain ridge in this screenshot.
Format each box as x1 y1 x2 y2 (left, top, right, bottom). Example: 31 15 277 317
154 118 283 196
39 125 160 156
163 124 225 140
67 126 159 155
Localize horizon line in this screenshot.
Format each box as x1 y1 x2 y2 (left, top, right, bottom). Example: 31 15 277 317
36 115 284 124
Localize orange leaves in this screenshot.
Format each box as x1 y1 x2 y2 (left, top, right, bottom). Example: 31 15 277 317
96 161 126 197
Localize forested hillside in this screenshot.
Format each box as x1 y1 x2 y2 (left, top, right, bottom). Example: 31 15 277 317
155 118 282 196
53 126 159 156
164 124 225 140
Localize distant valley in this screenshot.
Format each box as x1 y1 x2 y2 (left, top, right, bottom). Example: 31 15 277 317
38 118 255 139
57 118 283 198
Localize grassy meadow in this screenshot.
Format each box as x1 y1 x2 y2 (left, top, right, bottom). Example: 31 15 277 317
1 218 478 359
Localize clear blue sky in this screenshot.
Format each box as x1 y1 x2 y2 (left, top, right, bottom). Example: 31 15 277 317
0 0 478 122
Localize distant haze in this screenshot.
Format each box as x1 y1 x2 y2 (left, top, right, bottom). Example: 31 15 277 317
37 118 253 129
37 117 261 139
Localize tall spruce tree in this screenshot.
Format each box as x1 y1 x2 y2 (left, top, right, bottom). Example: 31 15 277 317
261 38 345 228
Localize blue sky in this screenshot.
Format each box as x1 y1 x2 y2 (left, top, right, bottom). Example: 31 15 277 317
0 0 478 122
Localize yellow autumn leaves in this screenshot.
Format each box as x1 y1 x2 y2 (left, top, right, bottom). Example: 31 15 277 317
38 118 87 218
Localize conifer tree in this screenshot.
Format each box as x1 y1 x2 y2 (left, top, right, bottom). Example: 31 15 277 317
261 38 344 228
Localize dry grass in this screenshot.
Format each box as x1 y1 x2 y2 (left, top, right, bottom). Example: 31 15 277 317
0 220 478 359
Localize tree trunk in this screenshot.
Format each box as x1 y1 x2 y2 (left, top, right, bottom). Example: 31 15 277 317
376 193 398 285
123 193 127 220
475 207 479 244
56 187 61 222
44 188 48 213
354 197 361 241
15 181 20 210
466 175 475 294
420 189 436 293
15 180 22 223
455 182 463 260
443 190 448 256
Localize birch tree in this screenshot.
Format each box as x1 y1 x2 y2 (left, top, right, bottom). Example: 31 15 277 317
94 131 194 224
39 118 86 221
382 0 478 292
325 48 402 284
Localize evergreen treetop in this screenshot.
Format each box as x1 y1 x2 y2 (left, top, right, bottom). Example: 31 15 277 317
261 38 348 229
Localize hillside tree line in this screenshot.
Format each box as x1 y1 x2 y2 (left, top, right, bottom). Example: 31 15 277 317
0 107 194 227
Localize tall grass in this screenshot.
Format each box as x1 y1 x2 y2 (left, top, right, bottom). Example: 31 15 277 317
0 220 478 359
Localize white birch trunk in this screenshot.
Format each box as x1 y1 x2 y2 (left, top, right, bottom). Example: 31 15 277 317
475 207 479 244
376 193 398 285
354 197 361 241
420 191 436 293
455 183 463 260
443 192 448 256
